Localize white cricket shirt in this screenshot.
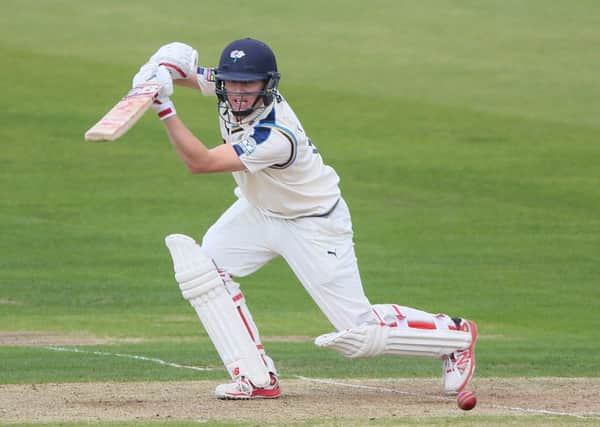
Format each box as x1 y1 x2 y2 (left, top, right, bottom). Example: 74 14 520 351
197 68 341 219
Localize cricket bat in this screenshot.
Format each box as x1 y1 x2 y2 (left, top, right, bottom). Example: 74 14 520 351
84 83 162 141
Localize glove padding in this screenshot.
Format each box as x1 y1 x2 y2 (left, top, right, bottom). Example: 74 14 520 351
149 42 198 80
132 63 173 96
132 64 176 120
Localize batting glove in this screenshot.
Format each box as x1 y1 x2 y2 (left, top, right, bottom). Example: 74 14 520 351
149 42 199 80
132 64 176 120
152 97 176 120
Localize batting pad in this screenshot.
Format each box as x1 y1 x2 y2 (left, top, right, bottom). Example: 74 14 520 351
165 234 271 387
315 324 471 358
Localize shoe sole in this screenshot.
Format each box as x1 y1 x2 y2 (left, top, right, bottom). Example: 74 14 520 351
216 388 281 400
217 393 281 400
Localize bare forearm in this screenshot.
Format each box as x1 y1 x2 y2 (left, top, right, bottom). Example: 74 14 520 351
161 116 245 174
162 116 211 173
174 73 201 91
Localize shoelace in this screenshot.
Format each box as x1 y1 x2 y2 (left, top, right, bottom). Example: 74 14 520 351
234 377 254 393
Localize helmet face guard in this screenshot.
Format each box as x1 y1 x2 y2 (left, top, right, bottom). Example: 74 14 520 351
215 72 280 118
215 38 280 121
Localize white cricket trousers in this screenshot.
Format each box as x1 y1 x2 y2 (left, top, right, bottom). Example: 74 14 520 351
201 196 376 330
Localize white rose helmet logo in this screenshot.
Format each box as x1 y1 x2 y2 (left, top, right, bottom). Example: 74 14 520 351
230 50 246 63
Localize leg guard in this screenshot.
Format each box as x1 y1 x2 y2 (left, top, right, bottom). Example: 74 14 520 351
165 234 271 387
315 304 472 358
219 270 278 376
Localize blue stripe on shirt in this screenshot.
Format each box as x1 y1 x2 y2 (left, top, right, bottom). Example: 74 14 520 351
260 108 276 124
251 126 272 144
232 144 244 156
250 108 277 144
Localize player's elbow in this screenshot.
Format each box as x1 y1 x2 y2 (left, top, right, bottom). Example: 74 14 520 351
185 160 211 174
183 150 244 174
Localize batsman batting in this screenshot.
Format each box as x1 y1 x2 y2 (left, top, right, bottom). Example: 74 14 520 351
134 38 477 400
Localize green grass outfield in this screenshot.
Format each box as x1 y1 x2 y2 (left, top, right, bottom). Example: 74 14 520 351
1 1 599 425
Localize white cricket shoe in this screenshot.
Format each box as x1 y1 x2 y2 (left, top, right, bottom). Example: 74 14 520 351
215 374 281 400
442 319 478 394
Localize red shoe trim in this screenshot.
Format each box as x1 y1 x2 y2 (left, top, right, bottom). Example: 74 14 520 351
225 392 249 397
455 320 478 392
251 386 281 399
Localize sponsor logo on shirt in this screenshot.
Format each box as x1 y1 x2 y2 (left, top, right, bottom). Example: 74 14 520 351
238 138 257 155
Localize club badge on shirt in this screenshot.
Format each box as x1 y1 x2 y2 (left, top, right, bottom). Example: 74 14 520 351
238 138 257 155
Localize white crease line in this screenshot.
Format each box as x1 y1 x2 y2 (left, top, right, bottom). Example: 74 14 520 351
294 376 599 420
293 375 448 401
42 346 600 420
488 404 597 419
44 346 218 372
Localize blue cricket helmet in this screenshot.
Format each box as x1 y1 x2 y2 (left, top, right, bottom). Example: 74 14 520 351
216 38 279 81
215 38 281 119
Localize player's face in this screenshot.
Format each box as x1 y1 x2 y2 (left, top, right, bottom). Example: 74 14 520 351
224 80 265 112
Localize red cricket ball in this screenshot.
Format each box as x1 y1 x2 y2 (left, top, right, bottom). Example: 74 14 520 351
457 390 477 411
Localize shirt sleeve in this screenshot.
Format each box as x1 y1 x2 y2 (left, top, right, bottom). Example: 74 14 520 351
196 67 216 96
233 125 296 173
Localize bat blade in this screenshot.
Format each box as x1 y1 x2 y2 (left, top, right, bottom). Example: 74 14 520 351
84 83 162 142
